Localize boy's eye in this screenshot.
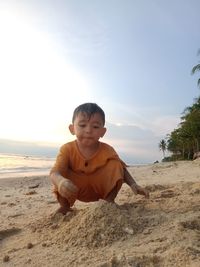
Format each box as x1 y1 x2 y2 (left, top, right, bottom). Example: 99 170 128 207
93 125 100 129
79 124 86 128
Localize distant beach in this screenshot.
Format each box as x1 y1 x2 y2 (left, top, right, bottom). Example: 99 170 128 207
0 154 55 179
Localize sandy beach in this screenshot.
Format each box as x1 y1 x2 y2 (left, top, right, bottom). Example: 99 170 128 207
0 160 200 267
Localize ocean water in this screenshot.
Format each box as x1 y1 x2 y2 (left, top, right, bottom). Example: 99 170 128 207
0 153 55 179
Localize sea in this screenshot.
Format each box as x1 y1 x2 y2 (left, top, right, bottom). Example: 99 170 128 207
0 153 55 179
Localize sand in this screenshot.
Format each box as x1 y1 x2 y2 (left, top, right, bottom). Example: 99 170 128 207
0 160 200 266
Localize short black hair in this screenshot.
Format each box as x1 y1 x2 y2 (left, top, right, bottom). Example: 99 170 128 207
72 103 105 125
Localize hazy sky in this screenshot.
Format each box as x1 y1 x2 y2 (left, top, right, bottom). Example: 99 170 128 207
0 0 200 164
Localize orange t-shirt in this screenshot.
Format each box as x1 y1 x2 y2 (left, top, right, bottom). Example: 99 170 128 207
50 140 125 202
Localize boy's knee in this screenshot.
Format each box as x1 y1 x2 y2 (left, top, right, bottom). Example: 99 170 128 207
105 179 123 202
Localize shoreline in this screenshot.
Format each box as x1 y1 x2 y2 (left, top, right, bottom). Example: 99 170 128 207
0 159 198 180
0 170 50 180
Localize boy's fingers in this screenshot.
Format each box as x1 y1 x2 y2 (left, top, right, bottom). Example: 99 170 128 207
130 185 149 199
138 187 149 198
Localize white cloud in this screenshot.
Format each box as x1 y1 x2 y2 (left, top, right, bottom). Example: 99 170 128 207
102 114 180 164
103 122 162 164
149 115 181 136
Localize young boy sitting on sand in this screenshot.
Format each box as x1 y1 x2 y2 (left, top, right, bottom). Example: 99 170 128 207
50 103 149 214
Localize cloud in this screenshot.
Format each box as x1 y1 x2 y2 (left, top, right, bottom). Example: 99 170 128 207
102 114 180 164
0 139 58 157
103 122 162 164
148 115 181 136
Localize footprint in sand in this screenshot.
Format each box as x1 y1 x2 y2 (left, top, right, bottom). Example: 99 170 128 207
160 189 179 198
179 219 200 231
0 228 21 241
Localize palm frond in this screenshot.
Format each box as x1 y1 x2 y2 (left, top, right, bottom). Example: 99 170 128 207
191 64 200 74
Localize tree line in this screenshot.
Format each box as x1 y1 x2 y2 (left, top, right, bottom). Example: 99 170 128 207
159 50 200 161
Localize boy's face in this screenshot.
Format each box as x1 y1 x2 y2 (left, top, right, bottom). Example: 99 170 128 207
69 112 106 147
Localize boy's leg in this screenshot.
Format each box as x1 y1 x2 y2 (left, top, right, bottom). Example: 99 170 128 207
52 187 75 215
56 193 71 215
105 179 123 202
52 179 78 215
90 159 124 202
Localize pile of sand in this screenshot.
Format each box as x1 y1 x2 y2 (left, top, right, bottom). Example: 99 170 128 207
27 181 200 266
31 200 148 249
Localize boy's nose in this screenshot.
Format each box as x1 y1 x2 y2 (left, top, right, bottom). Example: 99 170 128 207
85 126 92 133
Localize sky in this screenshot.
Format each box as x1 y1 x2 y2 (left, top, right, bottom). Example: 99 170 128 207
0 0 200 164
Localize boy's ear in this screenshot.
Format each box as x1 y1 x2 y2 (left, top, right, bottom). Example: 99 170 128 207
69 124 75 135
100 127 107 137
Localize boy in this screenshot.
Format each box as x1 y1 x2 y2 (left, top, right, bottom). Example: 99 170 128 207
50 103 149 214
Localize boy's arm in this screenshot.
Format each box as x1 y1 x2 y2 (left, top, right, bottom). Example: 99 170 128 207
50 171 65 189
124 168 149 198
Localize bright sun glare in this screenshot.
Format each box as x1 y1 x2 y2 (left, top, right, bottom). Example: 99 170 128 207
0 7 92 144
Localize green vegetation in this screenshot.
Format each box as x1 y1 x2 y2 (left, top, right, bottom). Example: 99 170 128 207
159 51 200 161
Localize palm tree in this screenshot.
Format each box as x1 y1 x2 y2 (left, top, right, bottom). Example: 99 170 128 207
191 49 200 88
159 139 166 159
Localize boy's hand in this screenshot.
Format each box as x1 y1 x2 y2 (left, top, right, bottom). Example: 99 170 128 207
131 184 149 198
58 179 78 205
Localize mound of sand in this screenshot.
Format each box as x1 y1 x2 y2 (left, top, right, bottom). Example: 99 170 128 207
31 201 148 249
